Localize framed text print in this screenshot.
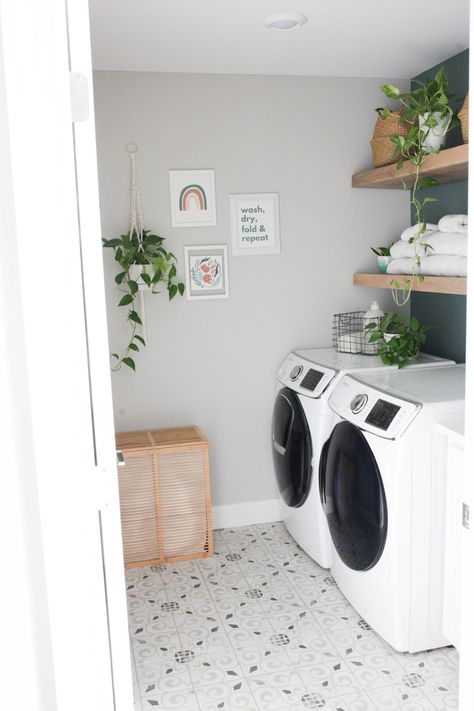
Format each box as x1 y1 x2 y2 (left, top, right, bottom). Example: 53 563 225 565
169 170 216 227
184 245 229 300
230 193 280 256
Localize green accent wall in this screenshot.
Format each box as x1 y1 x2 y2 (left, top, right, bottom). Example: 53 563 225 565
410 50 468 363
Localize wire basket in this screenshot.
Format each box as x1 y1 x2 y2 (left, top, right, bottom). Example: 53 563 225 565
333 311 380 355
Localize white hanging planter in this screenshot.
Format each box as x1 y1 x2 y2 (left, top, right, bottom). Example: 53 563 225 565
419 111 450 152
129 263 153 292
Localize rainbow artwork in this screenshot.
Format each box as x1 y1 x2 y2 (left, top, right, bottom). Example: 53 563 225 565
179 184 208 212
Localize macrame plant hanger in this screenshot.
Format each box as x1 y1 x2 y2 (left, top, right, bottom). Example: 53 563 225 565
126 141 147 343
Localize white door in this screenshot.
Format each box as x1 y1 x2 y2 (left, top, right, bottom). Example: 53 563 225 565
0 1 132 710
459 17 474 709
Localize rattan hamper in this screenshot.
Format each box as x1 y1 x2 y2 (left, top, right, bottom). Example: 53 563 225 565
116 426 213 568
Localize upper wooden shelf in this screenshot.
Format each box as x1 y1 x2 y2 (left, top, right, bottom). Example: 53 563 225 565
352 144 468 189
353 272 467 295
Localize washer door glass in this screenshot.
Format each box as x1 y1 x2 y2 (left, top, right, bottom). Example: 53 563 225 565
272 387 312 508
320 421 387 571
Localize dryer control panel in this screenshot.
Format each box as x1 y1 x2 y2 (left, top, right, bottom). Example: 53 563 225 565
329 374 421 439
277 352 336 398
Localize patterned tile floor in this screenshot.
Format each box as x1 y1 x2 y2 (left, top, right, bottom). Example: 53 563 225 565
126 522 459 711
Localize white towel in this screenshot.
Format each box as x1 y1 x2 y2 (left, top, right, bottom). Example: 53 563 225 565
387 255 467 277
425 231 468 257
419 255 467 276
390 240 427 259
387 258 421 275
438 214 468 234
401 224 437 242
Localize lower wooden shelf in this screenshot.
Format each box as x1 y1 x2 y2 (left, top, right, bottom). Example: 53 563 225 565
353 273 467 295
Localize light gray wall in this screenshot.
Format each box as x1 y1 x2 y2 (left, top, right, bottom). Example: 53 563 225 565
94 71 409 507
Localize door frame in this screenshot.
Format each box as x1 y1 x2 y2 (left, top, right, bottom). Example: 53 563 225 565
0 1 132 710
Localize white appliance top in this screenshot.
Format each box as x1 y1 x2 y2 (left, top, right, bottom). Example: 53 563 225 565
328 365 465 440
351 364 466 405
295 347 453 372
277 347 455 400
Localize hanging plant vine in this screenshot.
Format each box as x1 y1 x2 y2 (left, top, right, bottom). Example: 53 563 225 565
380 67 457 306
102 143 184 372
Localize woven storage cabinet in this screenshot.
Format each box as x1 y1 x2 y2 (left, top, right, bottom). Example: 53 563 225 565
116 426 213 568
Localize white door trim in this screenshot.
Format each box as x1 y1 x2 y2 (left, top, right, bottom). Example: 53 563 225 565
458 15 474 709
0 2 132 710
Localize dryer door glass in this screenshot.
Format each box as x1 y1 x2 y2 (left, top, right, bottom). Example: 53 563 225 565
272 388 312 508
322 421 387 571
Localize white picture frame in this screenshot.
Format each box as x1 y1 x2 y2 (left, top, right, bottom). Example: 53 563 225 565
169 169 216 227
184 245 229 300
230 192 280 256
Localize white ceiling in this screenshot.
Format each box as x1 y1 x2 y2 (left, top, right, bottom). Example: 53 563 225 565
90 0 469 78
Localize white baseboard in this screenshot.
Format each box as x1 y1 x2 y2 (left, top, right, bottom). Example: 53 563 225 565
212 498 281 529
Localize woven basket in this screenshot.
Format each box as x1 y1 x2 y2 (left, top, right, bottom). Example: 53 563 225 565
459 94 469 144
370 109 411 167
116 426 213 568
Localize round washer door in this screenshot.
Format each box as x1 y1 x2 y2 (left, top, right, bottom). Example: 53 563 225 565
272 387 312 508
319 421 387 571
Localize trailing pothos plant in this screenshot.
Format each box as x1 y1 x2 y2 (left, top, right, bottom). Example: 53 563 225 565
103 228 184 371
365 312 434 369
380 67 457 306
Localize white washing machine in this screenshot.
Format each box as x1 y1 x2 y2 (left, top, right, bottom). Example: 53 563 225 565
271 348 455 569
320 365 465 652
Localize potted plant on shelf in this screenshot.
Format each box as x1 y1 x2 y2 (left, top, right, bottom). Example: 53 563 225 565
365 312 434 369
379 67 457 305
371 245 392 273
103 228 185 371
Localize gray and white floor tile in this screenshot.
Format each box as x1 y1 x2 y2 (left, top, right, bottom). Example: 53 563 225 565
126 522 459 710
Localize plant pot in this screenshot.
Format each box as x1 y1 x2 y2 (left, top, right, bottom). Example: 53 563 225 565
377 256 392 273
419 111 449 152
383 332 400 343
129 264 153 291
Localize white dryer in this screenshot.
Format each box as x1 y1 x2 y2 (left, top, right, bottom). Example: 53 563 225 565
272 348 455 569
320 365 465 652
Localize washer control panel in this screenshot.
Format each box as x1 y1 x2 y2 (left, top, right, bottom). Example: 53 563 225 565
328 375 421 439
277 352 336 399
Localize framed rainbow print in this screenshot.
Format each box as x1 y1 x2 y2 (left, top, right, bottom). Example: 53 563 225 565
169 170 216 227
184 245 229 300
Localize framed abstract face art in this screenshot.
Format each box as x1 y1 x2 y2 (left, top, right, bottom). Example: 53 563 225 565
184 245 229 300
169 170 216 227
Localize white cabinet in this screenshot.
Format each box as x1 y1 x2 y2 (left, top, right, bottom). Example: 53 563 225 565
437 419 465 650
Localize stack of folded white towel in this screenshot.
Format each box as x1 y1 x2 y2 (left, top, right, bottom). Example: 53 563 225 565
387 214 468 277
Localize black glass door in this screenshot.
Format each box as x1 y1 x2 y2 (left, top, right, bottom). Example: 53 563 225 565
319 421 387 571
272 388 312 508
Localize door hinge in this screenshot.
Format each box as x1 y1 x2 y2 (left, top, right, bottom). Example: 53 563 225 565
462 502 470 529
70 72 89 122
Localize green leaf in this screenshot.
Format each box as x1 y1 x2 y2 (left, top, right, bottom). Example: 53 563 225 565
421 176 439 188
169 264 177 279
118 293 133 307
103 238 122 248
152 268 162 284
127 280 139 295
111 353 119 359
134 335 146 346
141 272 151 286
381 83 400 99
128 310 142 325
168 283 178 300
115 271 127 284
128 343 139 352
122 357 135 371
178 282 185 296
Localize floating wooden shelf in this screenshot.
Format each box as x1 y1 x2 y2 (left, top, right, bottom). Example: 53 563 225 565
353 273 467 295
352 144 468 189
